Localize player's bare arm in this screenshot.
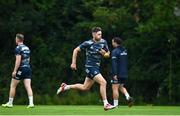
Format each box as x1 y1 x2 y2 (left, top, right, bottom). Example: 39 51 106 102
12 55 21 77
71 47 81 70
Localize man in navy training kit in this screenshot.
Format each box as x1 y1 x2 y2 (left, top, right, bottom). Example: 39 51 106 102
111 37 134 107
2 33 34 108
57 27 115 110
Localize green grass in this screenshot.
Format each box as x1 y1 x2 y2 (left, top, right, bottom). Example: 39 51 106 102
0 105 180 115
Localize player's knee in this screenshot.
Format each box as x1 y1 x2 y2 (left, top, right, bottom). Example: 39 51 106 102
24 84 31 90
119 84 124 88
113 88 119 94
100 80 107 86
82 86 90 91
10 84 15 89
112 86 118 91
10 83 17 88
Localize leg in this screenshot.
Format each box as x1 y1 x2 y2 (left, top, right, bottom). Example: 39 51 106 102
2 78 20 107
58 74 107 100
112 84 119 100
23 79 33 96
94 74 115 110
118 78 130 100
112 84 119 106
93 74 107 100
68 77 94 91
119 84 130 100
9 78 20 98
119 84 134 107
23 79 34 107
57 77 94 94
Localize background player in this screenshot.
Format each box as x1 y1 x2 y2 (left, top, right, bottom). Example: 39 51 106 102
2 33 34 108
111 37 134 107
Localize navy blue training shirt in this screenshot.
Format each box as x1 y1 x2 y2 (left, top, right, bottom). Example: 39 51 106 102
111 46 128 78
79 39 109 68
15 44 31 68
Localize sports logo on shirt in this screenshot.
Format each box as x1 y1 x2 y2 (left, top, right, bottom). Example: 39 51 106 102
120 51 127 55
86 69 90 73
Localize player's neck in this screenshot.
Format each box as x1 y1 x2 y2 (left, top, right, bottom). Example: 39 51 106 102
17 42 23 45
115 45 121 48
92 38 101 42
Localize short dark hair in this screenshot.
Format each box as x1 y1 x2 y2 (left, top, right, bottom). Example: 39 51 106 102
91 27 102 33
16 33 24 41
113 37 122 45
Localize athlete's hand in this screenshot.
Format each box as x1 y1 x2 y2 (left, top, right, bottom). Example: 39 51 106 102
12 71 17 78
99 49 110 58
71 63 77 70
99 49 106 56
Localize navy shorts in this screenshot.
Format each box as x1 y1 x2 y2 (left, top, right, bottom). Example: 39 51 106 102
14 67 32 80
85 67 100 79
111 76 127 85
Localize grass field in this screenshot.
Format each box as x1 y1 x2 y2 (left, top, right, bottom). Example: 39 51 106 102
0 105 180 115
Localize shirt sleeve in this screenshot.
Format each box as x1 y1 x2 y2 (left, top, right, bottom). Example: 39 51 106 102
111 50 118 76
15 46 21 55
78 41 90 51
